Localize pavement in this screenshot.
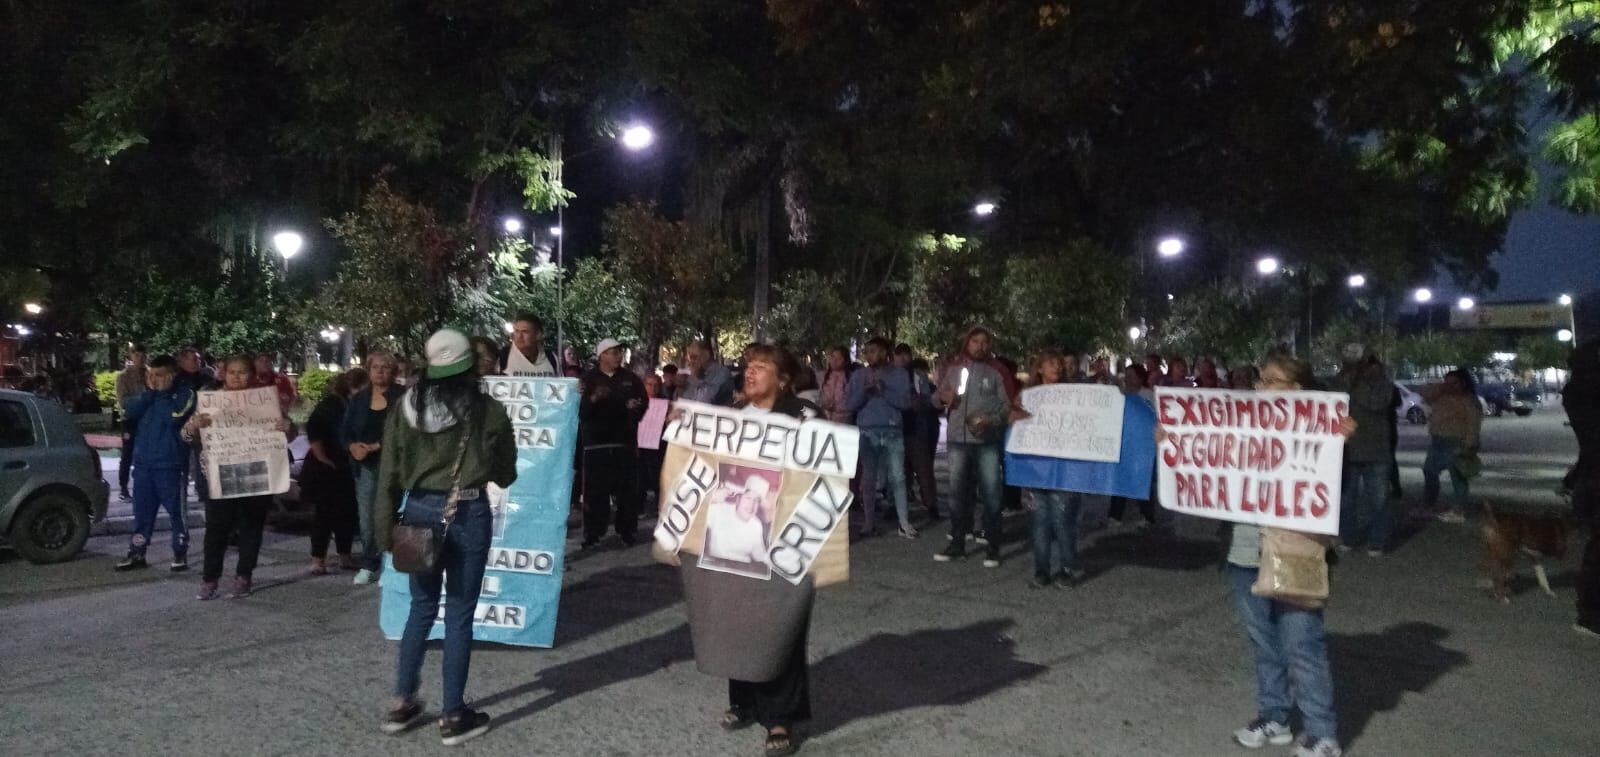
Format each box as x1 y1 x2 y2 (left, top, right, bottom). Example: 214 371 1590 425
3 408 1592 756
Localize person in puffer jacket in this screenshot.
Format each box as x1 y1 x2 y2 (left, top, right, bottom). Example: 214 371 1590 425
115 355 198 572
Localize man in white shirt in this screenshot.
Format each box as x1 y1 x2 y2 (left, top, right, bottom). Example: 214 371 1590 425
498 313 562 377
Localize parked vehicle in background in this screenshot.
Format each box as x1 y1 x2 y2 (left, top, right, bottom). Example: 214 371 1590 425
0 388 109 563
1476 382 1533 417
1510 383 1545 408
1395 382 1430 425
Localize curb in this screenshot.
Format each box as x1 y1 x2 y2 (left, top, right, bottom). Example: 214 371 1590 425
93 512 207 537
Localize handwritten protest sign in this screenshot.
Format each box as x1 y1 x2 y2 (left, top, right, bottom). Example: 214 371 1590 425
637 397 669 450
1007 383 1125 462
653 400 860 587
380 377 579 647
1007 395 1156 498
1155 388 1348 535
197 387 288 500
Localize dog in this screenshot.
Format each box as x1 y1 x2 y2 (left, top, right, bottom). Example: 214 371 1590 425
1479 502 1572 603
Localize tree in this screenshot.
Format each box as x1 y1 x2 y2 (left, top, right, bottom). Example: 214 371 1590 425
603 202 744 359
897 233 1001 357
992 240 1134 358
1156 285 1296 367
1514 334 1571 373
760 270 860 361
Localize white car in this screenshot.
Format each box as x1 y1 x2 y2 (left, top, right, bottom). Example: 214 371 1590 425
1395 382 1430 425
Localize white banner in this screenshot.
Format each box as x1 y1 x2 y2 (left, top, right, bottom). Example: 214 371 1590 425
1006 383 1125 462
1154 388 1347 536
197 387 289 500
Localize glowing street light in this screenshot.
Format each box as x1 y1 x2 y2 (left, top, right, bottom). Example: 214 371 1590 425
620 124 656 151
1413 288 1433 304
1128 326 1144 341
1559 329 1575 342
973 201 998 217
1156 237 1185 258
23 303 43 315
1559 293 1573 306
503 217 524 234
503 321 515 334
272 230 304 260
1456 296 1476 311
1255 256 1280 275
1346 274 1367 289
548 226 563 237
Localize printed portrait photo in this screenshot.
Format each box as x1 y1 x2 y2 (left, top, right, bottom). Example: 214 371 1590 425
697 463 782 580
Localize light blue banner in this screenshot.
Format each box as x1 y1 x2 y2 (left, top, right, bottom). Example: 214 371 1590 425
380 377 579 648
1005 395 1157 499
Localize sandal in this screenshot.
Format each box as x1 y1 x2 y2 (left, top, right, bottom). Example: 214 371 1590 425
720 708 755 731
764 727 797 757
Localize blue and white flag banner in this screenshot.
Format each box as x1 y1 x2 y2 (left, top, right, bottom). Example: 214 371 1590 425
1005 394 1157 499
380 377 579 648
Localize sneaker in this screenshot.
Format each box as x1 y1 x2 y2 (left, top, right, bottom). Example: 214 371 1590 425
309 557 328 576
974 530 989 546
1056 569 1082 589
1293 738 1343 757
229 575 252 599
381 700 427 735
1435 509 1466 524
119 490 132 502
933 543 967 562
898 525 919 540
579 540 600 551
353 569 375 585
439 709 492 746
1232 718 1293 748
1334 543 1354 554
169 555 189 572
1028 575 1052 589
196 581 219 601
982 548 1001 568
114 555 148 572
1574 623 1600 640
1366 548 1385 558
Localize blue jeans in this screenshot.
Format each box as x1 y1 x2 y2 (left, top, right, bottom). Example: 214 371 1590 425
1029 489 1081 578
129 466 187 557
858 428 911 532
394 492 493 716
1228 565 1338 743
1421 436 1469 510
353 464 382 571
1339 461 1393 551
947 441 1003 546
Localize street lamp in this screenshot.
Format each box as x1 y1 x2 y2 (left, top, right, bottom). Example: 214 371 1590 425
1559 293 1573 306
620 124 656 151
1128 326 1144 341
548 225 563 237
503 217 524 234
973 201 998 217
1413 288 1433 303
1559 329 1575 343
1255 256 1280 275
1156 237 1185 258
272 231 304 260
22 303 42 315
1457 296 1476 311
1346 274 1366 289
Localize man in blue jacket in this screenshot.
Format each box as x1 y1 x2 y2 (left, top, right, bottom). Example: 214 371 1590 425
116 355 198 572
848 337 915 539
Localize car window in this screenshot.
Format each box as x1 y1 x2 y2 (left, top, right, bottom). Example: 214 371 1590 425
0 400 36 448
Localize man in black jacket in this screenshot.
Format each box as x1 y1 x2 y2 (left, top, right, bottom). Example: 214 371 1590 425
579 338 649 547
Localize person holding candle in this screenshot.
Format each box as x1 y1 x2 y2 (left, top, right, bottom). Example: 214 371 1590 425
933 326 1019 568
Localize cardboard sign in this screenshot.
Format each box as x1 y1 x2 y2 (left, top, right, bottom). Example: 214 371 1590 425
380 377 579 648
1154 388 1348 535
197 387 289 500
1006 395 1155 498
1006 383 1125 462
652 400 860 587
637 397 669 450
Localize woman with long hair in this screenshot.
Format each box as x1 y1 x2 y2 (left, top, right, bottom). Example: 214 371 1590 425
375 330 517 745
1416 368 1482 524
1012 350 1085 587
343 351 405 584
182 355 294 600
304 368 366 574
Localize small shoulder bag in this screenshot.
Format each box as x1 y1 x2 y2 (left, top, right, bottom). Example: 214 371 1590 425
390 417 473 575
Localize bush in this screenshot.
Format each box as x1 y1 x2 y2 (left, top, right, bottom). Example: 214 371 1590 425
297 368 338 408
94 371 120 407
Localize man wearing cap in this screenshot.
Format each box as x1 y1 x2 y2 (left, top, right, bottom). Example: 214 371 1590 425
578 338 649 547
1335 344 1397 556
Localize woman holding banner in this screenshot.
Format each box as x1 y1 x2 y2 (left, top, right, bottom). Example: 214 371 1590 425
688 345 819 757
1214 355 1350 757
1012 350 1085 589
182 356 294 600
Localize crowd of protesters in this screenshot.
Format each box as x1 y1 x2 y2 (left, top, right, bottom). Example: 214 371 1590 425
91 313 1600 756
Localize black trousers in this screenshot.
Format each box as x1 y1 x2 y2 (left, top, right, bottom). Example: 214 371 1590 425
203 495 271 581
904 431 939 517
728 623 811 729
305 459 358 559
583 446 639 543
118 434 134 494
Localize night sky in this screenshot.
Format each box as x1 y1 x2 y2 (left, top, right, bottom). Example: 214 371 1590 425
1495 205 1600 301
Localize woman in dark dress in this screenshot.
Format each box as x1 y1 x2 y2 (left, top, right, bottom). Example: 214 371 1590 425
305 368 365 574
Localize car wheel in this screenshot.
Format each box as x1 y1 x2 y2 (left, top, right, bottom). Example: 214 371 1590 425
1406 407 1426 425
1514 407 1532 417
10 492 91 564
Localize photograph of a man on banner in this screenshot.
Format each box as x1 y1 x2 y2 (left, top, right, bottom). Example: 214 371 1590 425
700 464 781 579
